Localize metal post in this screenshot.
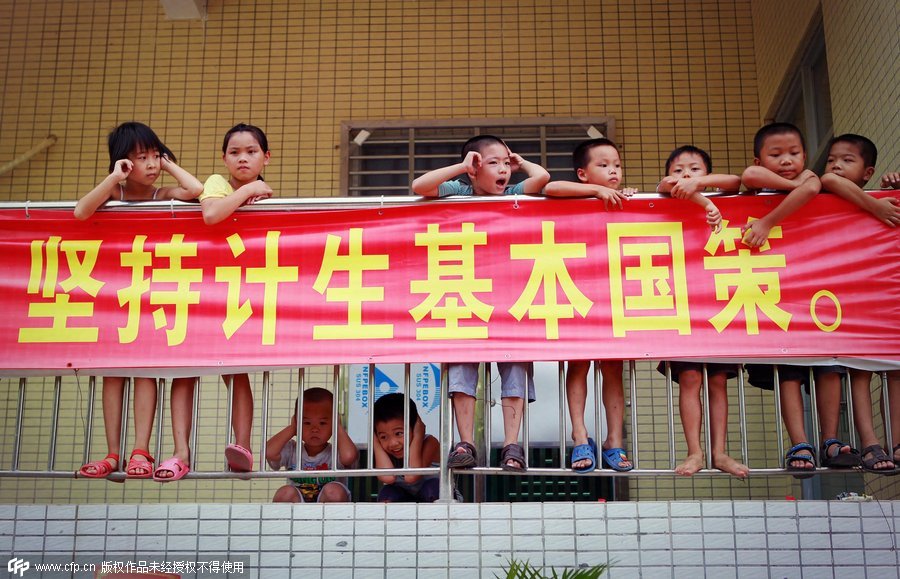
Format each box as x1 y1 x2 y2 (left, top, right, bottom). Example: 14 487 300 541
83 376 97 466
701 364 713 470
882 372 894 457
665 362 676 469
367 363 377 470
191 377 200 470
558 361 567 468
13 378 26 471
224 375 234 470
402 363 410 470
296 369 305 454
843 369 858 451
119 378 131 472
332 365 340 471
484 363 492 466
737 365 748 466
260 371 270 471
773 366 785 466
593 361 602 461
155 379 166 463
48 376 62 471
629 360 638 469
439 363 453 501
808 367 820 457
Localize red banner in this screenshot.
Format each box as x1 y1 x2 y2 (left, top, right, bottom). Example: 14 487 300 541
0 194 898 374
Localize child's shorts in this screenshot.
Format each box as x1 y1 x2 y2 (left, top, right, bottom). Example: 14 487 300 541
448 362 536 402
291 480 352 503
655 361 738 384
745 364 846 393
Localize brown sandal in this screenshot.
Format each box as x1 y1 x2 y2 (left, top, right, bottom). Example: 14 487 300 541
448 441 477 468
500 443 527 472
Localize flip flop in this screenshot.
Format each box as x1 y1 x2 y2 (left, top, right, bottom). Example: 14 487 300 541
225 443 253 472
78 453 121 481
570 438 597 473
153 456 190 482
601 447 634 472
126 449 155 479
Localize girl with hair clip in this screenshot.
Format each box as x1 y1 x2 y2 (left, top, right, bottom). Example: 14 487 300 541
75 121 203 481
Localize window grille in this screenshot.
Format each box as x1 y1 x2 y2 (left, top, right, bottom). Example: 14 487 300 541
340 118 616 197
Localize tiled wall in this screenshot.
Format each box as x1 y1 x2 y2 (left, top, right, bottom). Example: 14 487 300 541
822 2 900 179
749 1 820 119
0 0 760 200
2 500 899 578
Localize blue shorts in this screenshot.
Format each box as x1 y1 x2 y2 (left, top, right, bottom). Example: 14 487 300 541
655 361 738 384
448 362 536 402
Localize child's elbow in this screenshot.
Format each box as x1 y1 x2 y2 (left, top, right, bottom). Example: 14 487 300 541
819 173 839 192
740 166 762 188
73 208 90 221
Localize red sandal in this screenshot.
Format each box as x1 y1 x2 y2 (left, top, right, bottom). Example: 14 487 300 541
126 449 155 479
78 453 120 480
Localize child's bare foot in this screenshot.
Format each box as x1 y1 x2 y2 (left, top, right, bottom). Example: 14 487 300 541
713 453 749 479
675 453 704 476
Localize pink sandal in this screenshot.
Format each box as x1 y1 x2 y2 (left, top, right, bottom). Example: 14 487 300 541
153 456 190 482
225 444 253 472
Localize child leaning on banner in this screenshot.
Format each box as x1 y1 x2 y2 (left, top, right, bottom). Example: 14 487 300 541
411 135 549 472
372 393 442 502
543 138 634 473
654 144 747 477
266 388 359 502
819 133 899 473
75 121 203 483
194 123 275 475
739 122 821 247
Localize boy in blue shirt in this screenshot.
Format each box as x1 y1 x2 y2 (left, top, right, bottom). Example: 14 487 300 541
412 135 549 471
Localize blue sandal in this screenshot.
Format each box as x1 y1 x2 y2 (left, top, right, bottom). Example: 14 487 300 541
570 438 597 473
601 447 633 472
785 442 816 479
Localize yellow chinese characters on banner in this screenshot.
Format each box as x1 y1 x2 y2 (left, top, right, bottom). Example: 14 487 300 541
313 228 392 340
216 231 299 345
509 221 592 340
410 222 494 340
703 218 791 334
607 223 691 337
19 237 104 343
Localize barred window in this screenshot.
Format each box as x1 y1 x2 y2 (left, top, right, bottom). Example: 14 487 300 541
340 118 616 197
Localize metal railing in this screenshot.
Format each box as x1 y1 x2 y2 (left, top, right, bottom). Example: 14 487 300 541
1 362 895 502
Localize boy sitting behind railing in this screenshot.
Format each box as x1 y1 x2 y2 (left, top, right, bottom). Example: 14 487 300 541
265 388 359 502
411 135 549 472
372 393 442 502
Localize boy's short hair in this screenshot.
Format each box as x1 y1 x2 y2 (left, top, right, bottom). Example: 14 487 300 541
460 134 507 160
294 388 332 416
373 393 419 430
573 138 618 171
829 133 878 168
107 122 176 173
665 145 712 174
753 122 806 157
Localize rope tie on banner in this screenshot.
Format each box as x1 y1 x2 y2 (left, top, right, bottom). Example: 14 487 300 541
513 192 519 210
24 200 29 219
170 198 176 218
379 195 384 215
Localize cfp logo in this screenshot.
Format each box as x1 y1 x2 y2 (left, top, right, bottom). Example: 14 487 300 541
7 558 30 577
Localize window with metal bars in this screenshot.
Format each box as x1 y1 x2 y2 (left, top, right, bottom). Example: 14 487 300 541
340 118 616 197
